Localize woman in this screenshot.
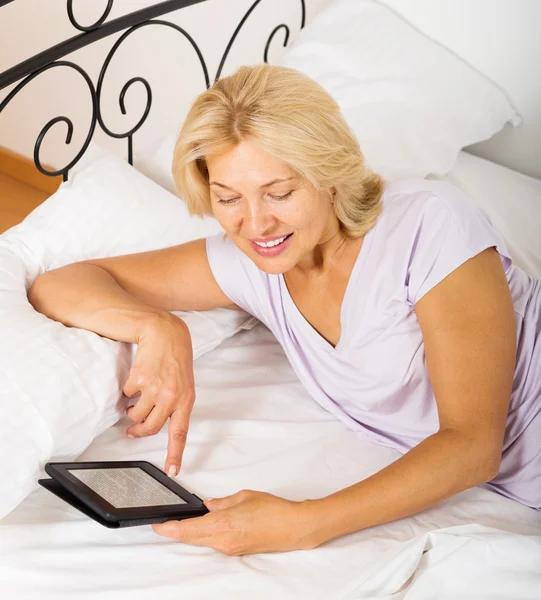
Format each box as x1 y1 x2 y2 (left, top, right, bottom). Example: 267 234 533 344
28 65 540 556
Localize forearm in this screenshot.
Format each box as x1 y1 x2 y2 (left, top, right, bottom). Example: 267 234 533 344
28 263 175 343
304 428 499 547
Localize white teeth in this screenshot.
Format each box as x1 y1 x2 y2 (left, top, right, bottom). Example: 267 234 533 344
255 235 288 248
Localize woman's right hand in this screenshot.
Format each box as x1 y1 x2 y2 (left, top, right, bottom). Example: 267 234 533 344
122 313 196 477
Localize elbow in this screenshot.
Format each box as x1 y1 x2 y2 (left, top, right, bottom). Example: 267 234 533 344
442 427 503 485
470 439 502 483
27 272 47 311
27 269 61 313
479 451 502 483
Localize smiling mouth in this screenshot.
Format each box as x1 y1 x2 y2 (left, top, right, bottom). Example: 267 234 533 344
249 232 294 256
253 233 293 248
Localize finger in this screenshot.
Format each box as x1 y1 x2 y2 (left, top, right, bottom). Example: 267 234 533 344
122 380 138 398
129 399 170 438
126 391 156 425
152 514 215 545
165 409 189 477
122 370 143 398
126 407 164 438
205 491 249 512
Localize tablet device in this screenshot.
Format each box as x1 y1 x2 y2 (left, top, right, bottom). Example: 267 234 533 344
38 460 208 528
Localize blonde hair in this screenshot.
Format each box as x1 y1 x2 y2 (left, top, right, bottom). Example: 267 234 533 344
172 64 384 238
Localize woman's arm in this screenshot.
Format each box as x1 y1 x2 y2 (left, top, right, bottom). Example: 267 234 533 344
151 247 517 555
28 238 240 332
28 238 241 475
302 247 516 546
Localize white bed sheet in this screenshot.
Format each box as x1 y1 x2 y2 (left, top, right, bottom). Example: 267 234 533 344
2 154 541 599
2 324 540 599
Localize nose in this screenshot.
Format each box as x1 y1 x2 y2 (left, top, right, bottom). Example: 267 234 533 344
242 197 276 236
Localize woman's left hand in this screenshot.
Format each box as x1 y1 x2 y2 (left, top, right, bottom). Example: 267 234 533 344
151 489 319 556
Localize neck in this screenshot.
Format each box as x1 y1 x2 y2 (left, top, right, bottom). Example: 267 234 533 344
295 225 352 276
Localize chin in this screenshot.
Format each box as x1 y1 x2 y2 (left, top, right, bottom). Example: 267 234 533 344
246 249 292 275
255 260 290 275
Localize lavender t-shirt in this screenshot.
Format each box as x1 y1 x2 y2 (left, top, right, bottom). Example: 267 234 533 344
206 179 541 509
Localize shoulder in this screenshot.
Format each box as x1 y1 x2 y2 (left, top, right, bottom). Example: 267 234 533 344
380 178 481 219
372 179 511 305
374 177 500 246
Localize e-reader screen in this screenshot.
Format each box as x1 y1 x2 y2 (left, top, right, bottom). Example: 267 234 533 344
68 467 187 509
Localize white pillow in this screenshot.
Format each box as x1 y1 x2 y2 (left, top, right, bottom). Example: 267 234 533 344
134 130 181 196
0 153 256 518
133 0 519 193
276 0 520 180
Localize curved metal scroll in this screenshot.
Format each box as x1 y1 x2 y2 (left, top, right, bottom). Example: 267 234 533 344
215 0 305 82
96 19 210 164
67 0 114 32
0 61 97 181
264 25 290 63
0 0 306 180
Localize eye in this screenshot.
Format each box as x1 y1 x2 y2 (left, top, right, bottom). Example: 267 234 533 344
217 197 240 205
269 190 293 200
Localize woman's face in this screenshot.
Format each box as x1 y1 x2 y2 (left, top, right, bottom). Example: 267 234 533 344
207 138 340 274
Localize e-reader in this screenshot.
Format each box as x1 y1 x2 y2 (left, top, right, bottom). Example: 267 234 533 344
38 460 208 528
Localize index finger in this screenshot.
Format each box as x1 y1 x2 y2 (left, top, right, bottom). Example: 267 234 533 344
165 409 189 477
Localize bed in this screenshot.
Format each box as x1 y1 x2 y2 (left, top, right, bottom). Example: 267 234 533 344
1 1 540 598
1 295 541 600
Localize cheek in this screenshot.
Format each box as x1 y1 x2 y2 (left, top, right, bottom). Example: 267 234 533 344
212 205 239 230
280 201 325 230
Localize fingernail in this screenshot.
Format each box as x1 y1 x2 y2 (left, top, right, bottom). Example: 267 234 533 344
168 466 177 478
204 497 214 503
127 434 135 439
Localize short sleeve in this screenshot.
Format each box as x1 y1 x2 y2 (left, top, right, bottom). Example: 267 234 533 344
205 232 269 321
405 182 512 305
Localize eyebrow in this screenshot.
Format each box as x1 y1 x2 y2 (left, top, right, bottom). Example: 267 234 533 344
209 177 295 192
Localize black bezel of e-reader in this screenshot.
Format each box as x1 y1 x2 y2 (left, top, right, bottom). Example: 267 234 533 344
38 460 208 528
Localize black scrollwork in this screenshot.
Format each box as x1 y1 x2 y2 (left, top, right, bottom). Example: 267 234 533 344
215 0 305 82
96 19 210 164
67 0 114 33
264 24 290 64
0 0 306 180
0 61 97 181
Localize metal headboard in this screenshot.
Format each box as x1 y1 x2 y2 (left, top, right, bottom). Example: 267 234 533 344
0 0 306 181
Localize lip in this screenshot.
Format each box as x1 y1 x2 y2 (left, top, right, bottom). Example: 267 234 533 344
250 233 294 257
249 234 292 243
